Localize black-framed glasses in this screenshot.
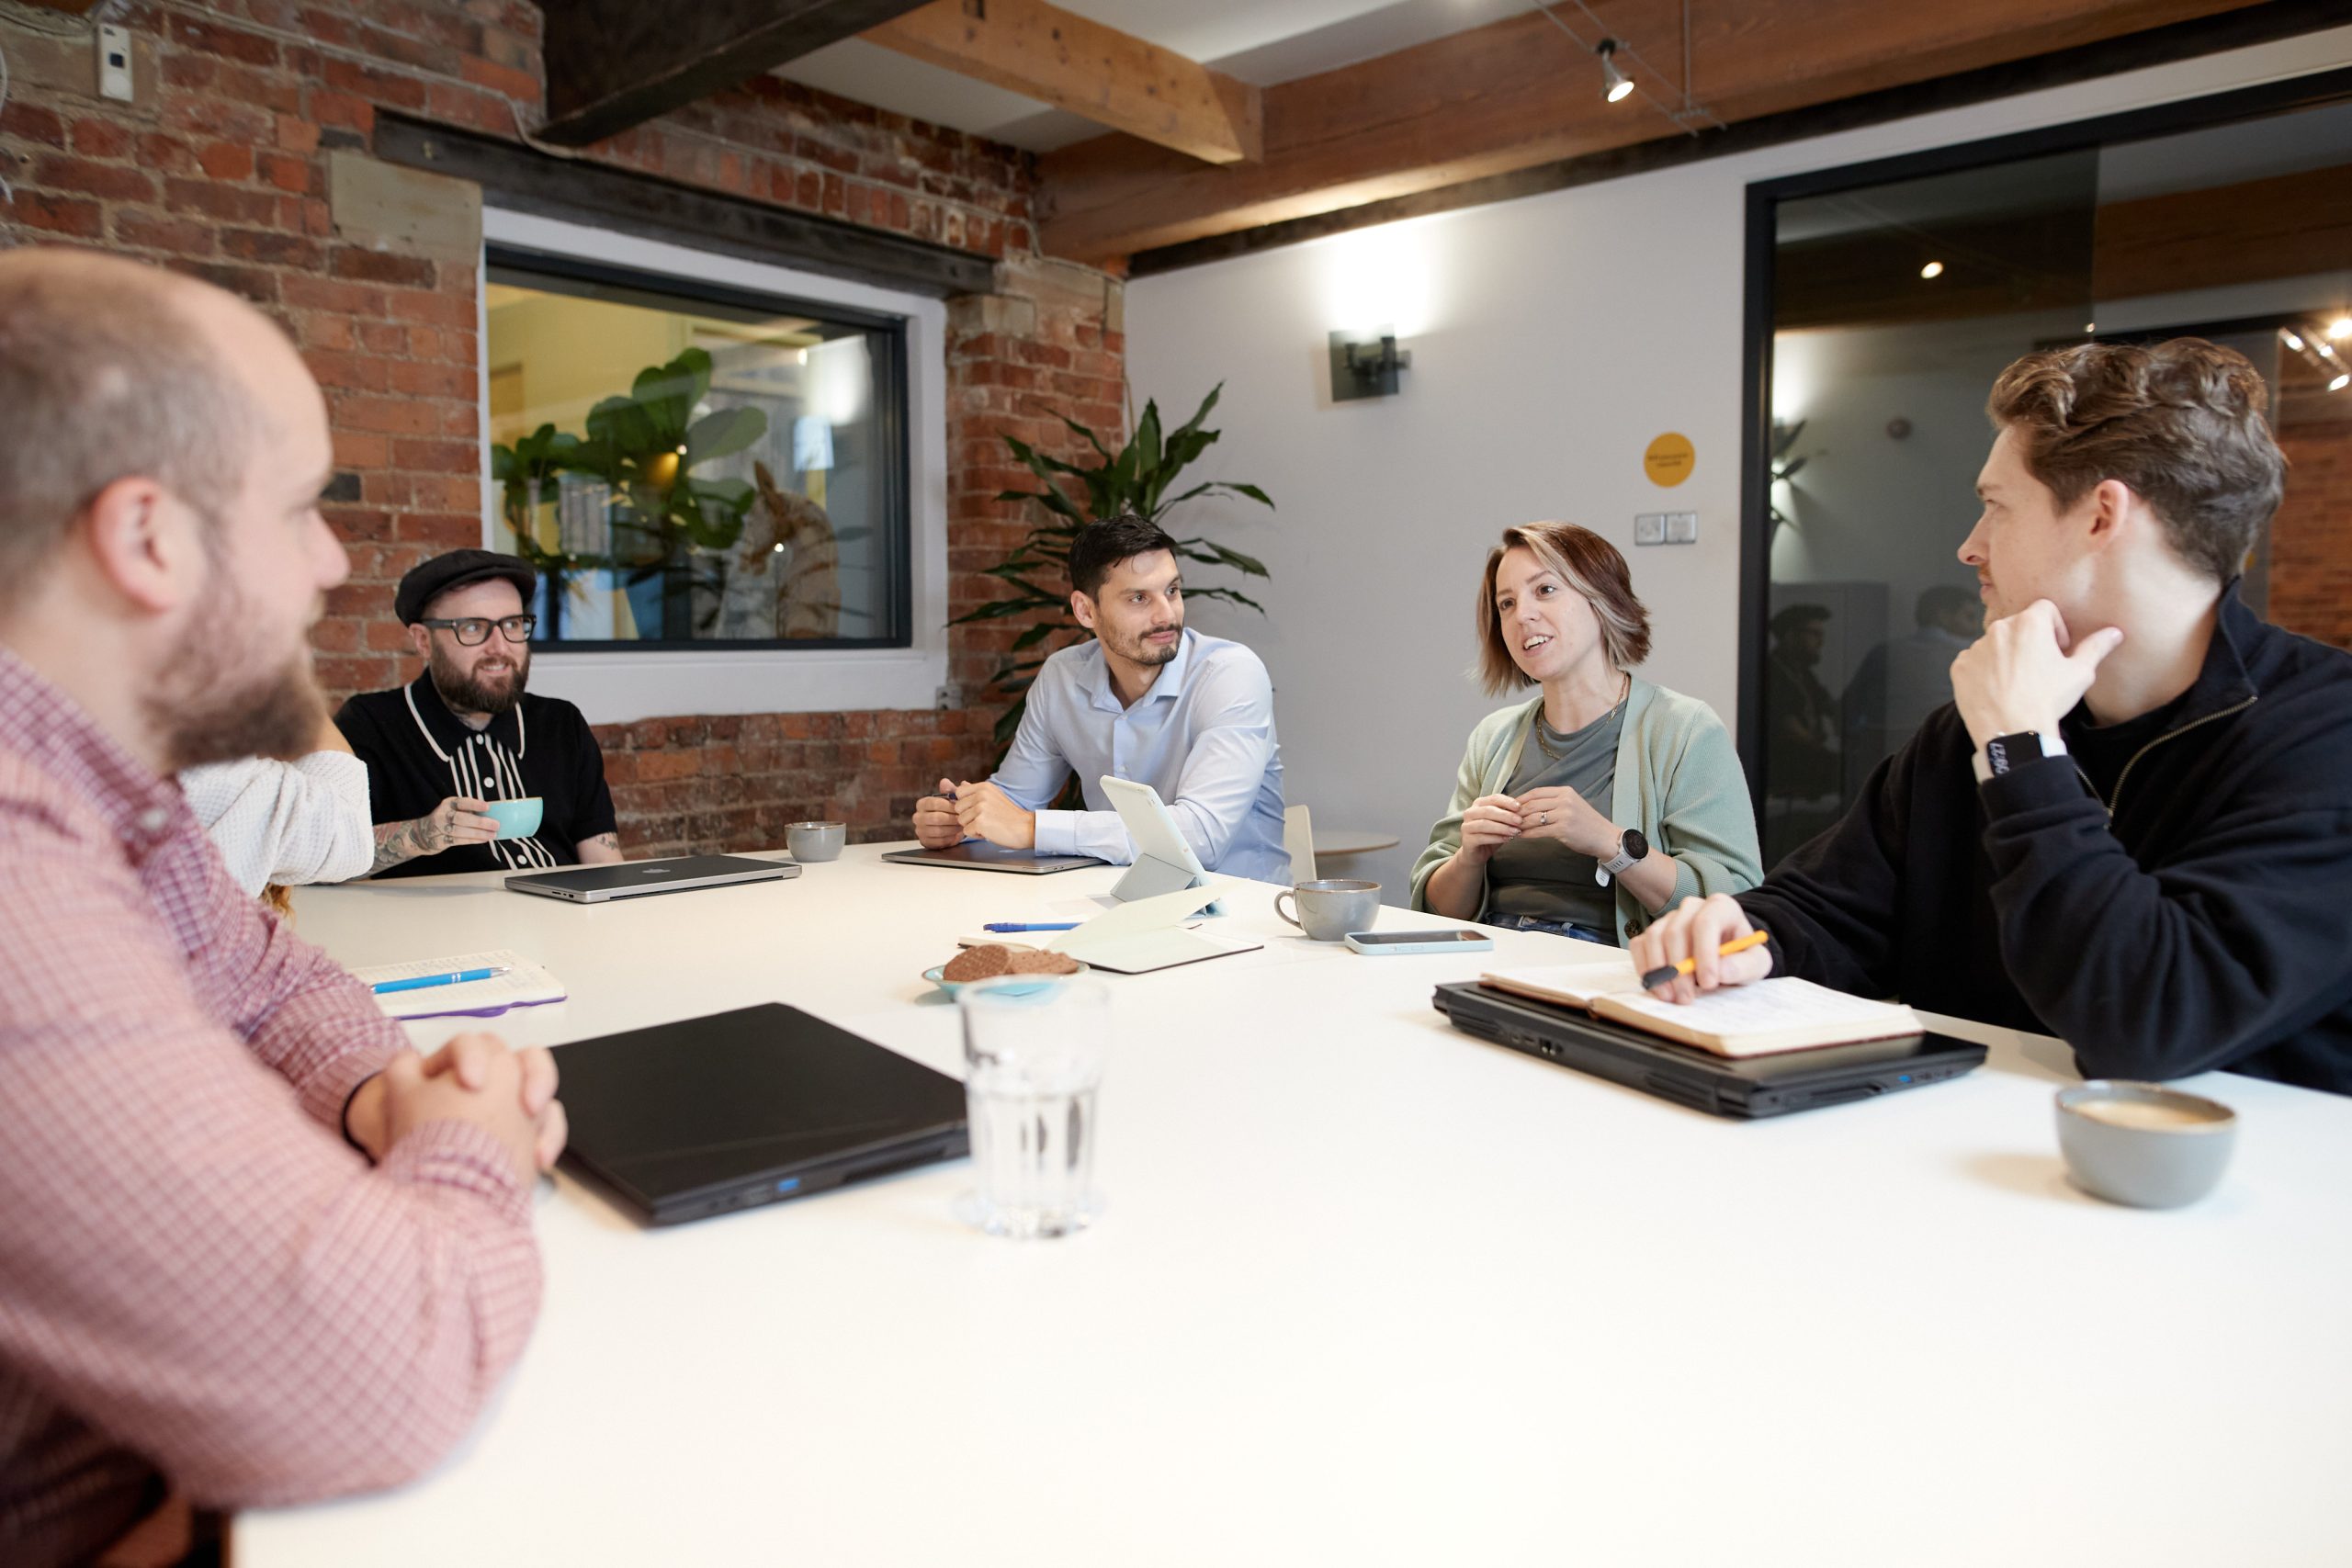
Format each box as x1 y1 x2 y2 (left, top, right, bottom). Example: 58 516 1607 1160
419 615 536 647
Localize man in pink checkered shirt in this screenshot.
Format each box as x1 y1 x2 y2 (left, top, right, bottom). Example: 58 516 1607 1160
0 251 566 1566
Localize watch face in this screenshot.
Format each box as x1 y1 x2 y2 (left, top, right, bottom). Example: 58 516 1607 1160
1622 828 1648 861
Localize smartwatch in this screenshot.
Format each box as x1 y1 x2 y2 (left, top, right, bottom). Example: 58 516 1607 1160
1595 827 1648 886
1973 730 2069 784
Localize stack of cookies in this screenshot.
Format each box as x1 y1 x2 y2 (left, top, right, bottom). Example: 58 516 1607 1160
943 943 1083 983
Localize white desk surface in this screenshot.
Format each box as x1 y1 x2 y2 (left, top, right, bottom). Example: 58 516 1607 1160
241 845 2352 1567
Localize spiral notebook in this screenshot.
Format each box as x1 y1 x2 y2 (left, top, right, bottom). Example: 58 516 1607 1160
349 949 568 1021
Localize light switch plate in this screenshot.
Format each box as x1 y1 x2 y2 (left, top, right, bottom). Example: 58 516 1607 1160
1634 513 1668 547
1664 511 1698 544
98 25 135 102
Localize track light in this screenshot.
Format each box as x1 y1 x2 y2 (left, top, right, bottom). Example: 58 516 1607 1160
2330 317 2352 340
2334 374 2351 393
2283 329 2305 352
1919 261 1944 279
1597 39 1634 104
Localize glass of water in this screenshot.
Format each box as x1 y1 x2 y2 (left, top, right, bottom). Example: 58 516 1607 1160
955 975 1109 1239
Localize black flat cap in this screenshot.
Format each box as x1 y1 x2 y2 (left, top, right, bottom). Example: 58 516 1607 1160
394 549 537 625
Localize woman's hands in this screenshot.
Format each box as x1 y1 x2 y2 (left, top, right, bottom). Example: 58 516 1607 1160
1508 784 1620 859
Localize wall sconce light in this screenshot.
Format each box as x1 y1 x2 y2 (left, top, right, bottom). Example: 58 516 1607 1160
1329 329 1411 401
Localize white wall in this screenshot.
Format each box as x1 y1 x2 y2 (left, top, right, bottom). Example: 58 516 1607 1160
1126 26 2352 900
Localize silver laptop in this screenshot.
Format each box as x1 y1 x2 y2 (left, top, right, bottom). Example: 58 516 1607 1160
506 854 800 903
879 841 1102 874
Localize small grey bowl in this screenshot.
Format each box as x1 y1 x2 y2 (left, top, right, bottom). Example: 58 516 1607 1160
2055 1080 2237 1209
786 820 847 863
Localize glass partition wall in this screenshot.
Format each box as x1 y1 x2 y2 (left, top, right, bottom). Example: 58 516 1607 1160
1743 73 2352 866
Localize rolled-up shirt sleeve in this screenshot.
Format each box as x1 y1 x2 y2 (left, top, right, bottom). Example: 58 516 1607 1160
179 752 375 896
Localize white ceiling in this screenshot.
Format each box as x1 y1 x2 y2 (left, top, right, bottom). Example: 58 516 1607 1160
777 0 1535 152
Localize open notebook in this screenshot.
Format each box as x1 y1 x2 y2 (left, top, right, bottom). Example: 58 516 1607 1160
1479 953 1923 1058
348 949 568 1021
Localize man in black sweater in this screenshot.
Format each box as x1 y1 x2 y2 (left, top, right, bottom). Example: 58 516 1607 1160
1633 339 2352 1096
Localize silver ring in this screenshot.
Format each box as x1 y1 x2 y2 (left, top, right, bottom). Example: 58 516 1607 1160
1540 811 1550 826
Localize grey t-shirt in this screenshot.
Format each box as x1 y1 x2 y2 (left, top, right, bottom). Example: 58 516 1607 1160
1485 705 1622 933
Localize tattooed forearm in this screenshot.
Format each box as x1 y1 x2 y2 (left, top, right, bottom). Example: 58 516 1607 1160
370 816 443 874
577 831 625 864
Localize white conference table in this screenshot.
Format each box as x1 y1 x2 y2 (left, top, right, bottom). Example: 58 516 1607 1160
241 845 2352 1566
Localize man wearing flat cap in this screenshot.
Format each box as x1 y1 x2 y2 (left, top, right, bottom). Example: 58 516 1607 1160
335 549 624 877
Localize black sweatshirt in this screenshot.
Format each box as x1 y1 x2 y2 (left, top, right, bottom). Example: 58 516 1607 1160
1741 586 2352 1097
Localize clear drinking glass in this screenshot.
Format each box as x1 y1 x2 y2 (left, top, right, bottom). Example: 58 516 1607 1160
955 975 1109 1239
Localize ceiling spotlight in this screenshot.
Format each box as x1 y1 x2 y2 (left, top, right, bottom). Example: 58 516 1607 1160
2334 374 2351 393
2329 317 2352 340
2283 329 2306 351
1597 39 1634 104
1919 260 1945 279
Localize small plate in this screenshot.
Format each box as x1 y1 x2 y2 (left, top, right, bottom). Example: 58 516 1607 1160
922 962 1088 998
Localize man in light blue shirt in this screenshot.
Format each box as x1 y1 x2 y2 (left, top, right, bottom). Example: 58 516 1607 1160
913 514 1290 882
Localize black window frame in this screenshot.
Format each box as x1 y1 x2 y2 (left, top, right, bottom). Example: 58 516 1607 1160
1736 63 2352 814
484 242 915 655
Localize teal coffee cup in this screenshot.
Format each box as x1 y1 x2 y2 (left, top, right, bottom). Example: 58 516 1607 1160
482 796 544 840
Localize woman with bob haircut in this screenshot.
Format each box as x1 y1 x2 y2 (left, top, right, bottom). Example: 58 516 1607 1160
1409 521 1761 945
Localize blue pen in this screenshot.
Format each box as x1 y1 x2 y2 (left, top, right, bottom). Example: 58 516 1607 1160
371 965 509 995
982 921 1080 932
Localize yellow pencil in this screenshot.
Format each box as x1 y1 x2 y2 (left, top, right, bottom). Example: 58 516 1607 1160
1639 929 1770 990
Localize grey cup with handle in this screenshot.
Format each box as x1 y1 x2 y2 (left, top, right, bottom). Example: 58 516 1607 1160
1274 879 1382 942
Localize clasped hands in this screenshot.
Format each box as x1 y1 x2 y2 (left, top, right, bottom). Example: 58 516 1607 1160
344 1033 565 1187
1455 784 1618 863
913 777 1035 851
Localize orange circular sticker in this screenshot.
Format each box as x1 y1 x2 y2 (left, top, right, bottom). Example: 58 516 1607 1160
1644 432 1695 487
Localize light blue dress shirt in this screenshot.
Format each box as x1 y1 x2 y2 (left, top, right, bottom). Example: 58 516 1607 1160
990 628 1290 883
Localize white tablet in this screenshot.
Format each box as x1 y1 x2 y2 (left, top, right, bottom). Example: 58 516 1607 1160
1097 775 1211 902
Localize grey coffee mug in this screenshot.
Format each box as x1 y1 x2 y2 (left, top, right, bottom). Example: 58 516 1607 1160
2054 1080 2237 1209
1274 879 1381 942
786 820 846 863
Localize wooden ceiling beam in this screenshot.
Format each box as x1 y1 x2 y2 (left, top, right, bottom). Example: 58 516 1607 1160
1035 0 2272 265
864 0 1261 165
534 0 936 148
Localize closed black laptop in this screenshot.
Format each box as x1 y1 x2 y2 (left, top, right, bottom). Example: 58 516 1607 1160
879 841 1102 874
1432 981 1985 1119
557 1003 967 1224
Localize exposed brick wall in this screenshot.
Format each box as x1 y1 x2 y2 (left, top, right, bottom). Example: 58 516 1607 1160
2271 412 2352 651
0 0 1124 853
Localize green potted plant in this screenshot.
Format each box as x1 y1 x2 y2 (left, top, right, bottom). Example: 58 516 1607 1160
488 346 769 640
955 384 1273 748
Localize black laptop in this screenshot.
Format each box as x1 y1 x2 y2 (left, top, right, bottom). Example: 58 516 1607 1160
556 1003 967 1224
879 841 1102 874
1432 981 1985 1119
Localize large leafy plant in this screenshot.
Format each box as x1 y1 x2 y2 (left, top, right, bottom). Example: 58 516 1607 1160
955 384 1273 747
490 347 768 632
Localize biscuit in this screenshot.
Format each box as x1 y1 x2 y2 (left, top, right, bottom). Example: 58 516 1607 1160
943 944 1014 983
1004 949 1082 976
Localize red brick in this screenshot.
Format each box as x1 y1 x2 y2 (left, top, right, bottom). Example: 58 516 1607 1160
333 246 437 288
261 152 320 194
198 141 256 181
307 89 375 134
322 58 430 111
1 101 68 148
391 437 474 472
282 274 388 317
221 228 325 268
164 176 278 225
389 359 474 400
459 53 540 103
33 154 158 204
11 193 104 239
332 392 442 435
168 14 283 67
277 116 323 153
158 91 277 143
113 211 219 256
67 118 134 159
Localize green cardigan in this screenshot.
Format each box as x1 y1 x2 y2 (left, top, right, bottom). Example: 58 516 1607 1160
1408 679 1763 943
